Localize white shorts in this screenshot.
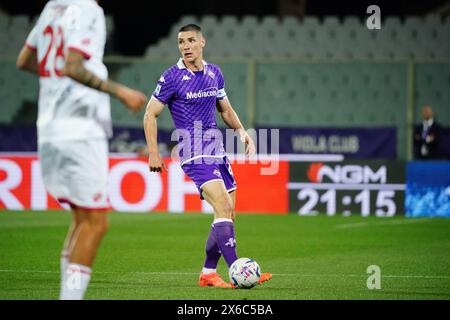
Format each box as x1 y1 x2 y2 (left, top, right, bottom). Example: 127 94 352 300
38 139 109 211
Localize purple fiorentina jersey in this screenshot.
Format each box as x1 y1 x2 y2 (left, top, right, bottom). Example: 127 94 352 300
152 59 227 165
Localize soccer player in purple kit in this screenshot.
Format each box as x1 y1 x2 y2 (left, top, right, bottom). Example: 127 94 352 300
143 24 272 288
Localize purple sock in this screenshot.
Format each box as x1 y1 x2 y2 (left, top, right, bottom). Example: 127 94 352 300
203 225 221 269
213 221 238 267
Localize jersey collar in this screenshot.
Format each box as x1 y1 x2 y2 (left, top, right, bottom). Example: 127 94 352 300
177 58 208 76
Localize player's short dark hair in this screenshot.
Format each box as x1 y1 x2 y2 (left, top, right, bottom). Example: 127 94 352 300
179 24 202 33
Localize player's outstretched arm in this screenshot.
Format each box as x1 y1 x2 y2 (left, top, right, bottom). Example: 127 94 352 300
16 46 38 75
216 98 256 157
63 50 147 112
143 97 167 173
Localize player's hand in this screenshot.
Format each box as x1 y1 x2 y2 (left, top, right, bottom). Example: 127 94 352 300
148 151 167 173
244 136 256 158
239 129 256 158
117 85 148 113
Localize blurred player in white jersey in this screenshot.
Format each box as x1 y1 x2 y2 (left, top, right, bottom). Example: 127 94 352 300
16 0 147 300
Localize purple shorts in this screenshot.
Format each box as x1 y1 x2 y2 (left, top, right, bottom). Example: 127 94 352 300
181 156 237 199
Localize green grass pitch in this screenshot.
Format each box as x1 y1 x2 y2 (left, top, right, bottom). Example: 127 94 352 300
0 211 449 300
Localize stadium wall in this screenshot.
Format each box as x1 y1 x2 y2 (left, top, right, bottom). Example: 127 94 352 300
3 154 450 216
0 154 289 214
1 60 450 161
0 153 410 216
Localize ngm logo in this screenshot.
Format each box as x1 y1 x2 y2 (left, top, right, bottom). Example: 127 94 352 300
307 163 387 184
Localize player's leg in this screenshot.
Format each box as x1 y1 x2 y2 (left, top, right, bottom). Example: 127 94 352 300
60 209 109 300
182 158 236 287
199 220 228 287
229 190 236 221
221 156 237 222
69 210 109 266
38 142 77 290
202 218 221 275
201 181 238 267
60 209 86 290
199 157 237 287
197 180 235 288
60 220 75 279
59 139 110 299
220 164 272 285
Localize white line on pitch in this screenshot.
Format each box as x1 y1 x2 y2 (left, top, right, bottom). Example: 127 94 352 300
335 218 432 229
1 269 449 279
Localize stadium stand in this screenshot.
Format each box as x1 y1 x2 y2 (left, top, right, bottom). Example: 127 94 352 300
143 15 450 61
0 13 116 57
0 62 38 123
415 63 450 123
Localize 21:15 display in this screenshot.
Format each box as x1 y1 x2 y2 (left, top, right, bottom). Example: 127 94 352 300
296 189 399 216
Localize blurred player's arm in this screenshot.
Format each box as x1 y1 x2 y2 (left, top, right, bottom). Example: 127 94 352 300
16 46 38 74
63 50 147 112
216 98 256 156
143 97 167 172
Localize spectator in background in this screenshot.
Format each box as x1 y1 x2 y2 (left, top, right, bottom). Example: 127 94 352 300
414 105 441 160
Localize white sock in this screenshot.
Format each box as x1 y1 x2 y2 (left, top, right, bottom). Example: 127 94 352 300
202 267 217 275
60 263 92 300
60 250 69 291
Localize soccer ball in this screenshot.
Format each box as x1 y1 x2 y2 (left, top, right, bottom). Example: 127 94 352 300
229 258 261 289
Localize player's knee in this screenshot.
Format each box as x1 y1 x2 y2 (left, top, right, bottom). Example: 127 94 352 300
73 209 88 225
89 215 109 235
95 218 109 235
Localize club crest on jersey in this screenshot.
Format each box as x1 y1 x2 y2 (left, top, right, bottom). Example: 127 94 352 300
213 169 221 178
208 70 215 79
81 38 91 45
93 192 102 202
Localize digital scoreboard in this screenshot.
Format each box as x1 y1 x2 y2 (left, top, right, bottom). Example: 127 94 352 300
289 161 405 216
